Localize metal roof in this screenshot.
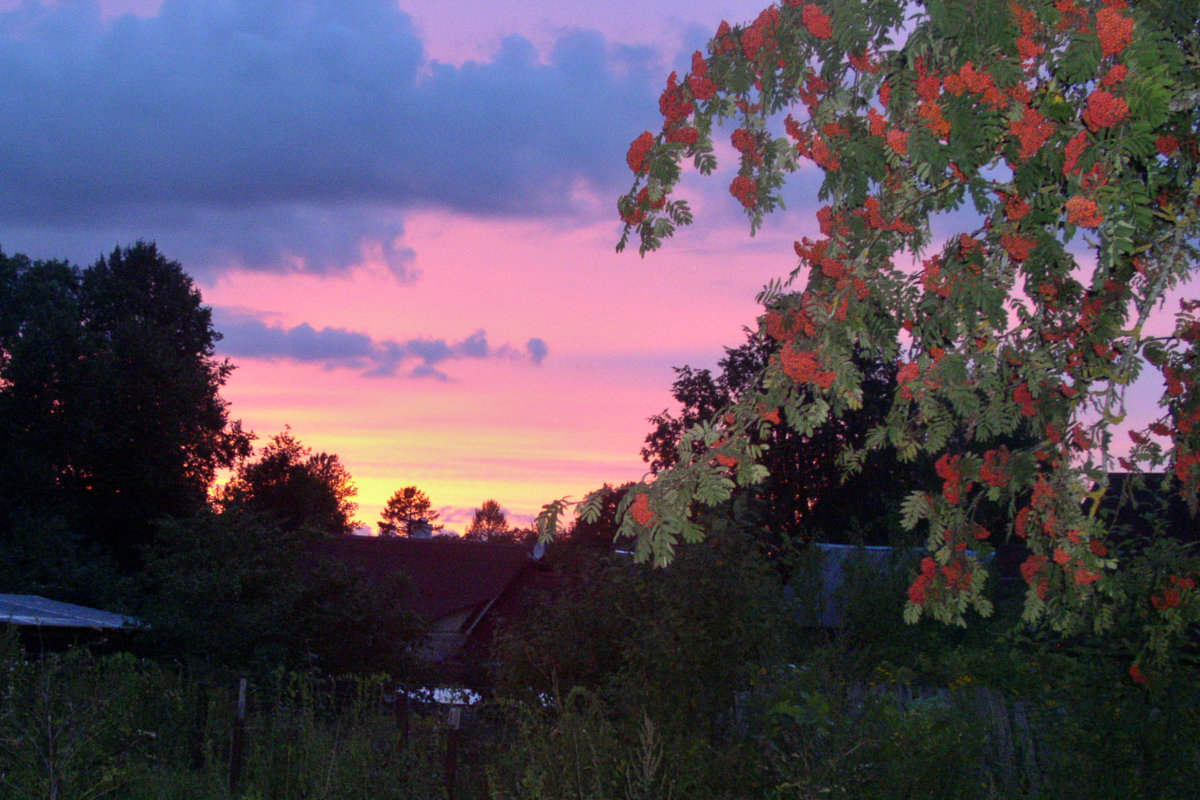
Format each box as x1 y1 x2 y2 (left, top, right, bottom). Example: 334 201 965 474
789 543 916 628
0 594 140 629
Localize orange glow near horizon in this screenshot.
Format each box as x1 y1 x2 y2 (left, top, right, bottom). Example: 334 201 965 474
213 352 657 534
203 209 794 534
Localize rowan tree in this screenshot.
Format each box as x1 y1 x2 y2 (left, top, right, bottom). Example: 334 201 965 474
540 0 1200 678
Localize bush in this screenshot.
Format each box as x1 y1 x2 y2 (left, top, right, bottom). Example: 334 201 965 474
139 510 423 678
495 529 795 733
0 630 191 798
747 635 1200 800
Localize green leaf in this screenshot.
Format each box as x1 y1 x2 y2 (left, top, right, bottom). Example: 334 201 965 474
900 490 930 531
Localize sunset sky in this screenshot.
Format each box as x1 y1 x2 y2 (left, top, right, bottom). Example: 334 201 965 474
0 0 1169 534
0 0 809 533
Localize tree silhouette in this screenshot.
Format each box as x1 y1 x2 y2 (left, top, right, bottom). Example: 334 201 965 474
378 486 441 536
0 242 251 567
218 428 358 537
464 499 511 542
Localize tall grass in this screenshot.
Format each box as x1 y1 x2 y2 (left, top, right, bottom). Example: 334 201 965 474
0 630 443 799
2 617 1197 799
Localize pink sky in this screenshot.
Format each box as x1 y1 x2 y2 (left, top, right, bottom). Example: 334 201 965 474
201 203 798 532
0 0 795 532
0 0 1172 533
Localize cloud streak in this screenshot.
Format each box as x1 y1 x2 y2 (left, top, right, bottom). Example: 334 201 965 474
0 0 663 276
214 309 548 380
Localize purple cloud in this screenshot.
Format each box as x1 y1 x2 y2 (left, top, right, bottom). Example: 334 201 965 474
0 0 664 277
214 308 548 379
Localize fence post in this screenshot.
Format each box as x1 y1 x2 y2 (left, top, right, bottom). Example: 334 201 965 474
229 677 248 797
191 680 209 770
444 705 462 800
395 689 411 751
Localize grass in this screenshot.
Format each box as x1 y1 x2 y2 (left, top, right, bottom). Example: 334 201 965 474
2 604 1198 799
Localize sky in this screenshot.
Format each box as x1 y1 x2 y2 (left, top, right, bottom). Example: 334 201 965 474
1 1 1175 535
0 0 807 533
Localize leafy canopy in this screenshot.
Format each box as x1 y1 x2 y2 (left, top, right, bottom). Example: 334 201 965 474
218 428 359 537
643 330 924 545
0 242 251 565
378 485 441 536
541 0 1200 676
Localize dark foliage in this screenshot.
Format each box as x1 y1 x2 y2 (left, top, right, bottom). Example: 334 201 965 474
0 243 251 571
494 528 794 733
0 508 125 608
217 428 359 537
643 329 928 546
140 510 422 677
563 483 634 550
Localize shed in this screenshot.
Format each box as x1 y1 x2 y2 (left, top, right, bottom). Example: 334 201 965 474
0 594 141 650
318 537 548 678
788 543 915 628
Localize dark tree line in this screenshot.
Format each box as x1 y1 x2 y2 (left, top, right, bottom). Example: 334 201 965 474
642 329 928 548
0 243 251 577
0 242 422 676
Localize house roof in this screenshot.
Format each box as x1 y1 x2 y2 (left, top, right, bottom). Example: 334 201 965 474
318 536 536 622
0 594 139 629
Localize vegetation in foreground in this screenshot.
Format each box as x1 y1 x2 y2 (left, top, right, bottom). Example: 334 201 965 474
4 539 1198 800
3 1 1200 796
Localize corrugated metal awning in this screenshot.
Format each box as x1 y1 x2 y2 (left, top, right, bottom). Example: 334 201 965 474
0 594 139 629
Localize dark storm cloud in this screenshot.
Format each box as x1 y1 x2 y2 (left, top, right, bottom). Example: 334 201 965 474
0 0 662 276
214 308 548 379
